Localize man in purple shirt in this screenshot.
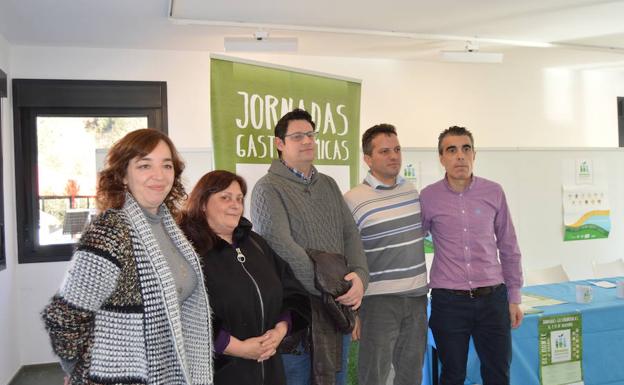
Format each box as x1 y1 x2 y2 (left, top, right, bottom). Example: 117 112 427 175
420 126 524 385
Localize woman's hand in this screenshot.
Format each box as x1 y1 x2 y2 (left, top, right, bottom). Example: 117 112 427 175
224 321 288 362
225 335 271 361
257 321 289 361
63 375 70 385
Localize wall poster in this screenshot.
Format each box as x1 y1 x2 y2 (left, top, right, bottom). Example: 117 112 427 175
539 313 584 385
210 55 362 208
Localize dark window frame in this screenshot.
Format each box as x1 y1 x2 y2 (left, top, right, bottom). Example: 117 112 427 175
0 68 6 270
12 79 168 263
618 97 624 148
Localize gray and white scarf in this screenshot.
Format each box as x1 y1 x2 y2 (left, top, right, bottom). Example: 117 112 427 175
123 194 213 385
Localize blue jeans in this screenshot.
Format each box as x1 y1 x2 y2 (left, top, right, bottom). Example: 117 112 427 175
429 285 511 385
281 333 351 385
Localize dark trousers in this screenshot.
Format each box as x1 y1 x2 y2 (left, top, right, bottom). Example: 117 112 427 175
429 285 511 385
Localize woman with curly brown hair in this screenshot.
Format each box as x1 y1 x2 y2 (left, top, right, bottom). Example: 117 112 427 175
42 128 213 385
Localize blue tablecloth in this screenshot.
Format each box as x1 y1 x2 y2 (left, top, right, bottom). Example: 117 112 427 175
459 277 624 385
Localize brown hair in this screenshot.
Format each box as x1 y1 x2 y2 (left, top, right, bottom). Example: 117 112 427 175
96 128 186 216
178 170 247 255
362 123 397 155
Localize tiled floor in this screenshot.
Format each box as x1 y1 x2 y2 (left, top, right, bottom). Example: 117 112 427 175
9 363 64 385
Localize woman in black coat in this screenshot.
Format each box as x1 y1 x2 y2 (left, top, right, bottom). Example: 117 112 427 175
179 170 308 385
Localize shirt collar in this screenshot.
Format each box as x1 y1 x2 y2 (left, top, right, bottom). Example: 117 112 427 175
443 174 476 194
365 171 405 190
280 159 315 182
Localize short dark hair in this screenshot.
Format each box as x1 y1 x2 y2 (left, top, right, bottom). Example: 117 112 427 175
178 170 247 255
362 123 397 155
274 108 316 158
437 126 474 155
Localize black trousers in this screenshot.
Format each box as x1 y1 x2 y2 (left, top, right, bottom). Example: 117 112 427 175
430 285 512 385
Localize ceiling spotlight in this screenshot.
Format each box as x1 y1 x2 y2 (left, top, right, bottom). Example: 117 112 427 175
224 31 298 52
440 41 504 63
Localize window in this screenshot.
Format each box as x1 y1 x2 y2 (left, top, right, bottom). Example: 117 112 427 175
13 80 168 263
0 68 6 270
36 116 147 246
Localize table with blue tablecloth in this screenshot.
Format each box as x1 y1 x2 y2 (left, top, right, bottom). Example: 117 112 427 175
446 277 624 385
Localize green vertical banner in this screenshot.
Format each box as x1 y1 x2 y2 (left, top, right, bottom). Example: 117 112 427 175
539 313 584 385
210 55 361 192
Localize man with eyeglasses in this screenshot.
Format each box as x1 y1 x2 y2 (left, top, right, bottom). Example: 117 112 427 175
420 126 524 385
251 108 368 385
344 124 428 385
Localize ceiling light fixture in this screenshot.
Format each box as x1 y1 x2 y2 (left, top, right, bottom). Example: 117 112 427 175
440 41 504 63
224 31 298 52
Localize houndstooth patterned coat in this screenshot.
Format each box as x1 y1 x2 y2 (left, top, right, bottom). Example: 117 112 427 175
42 194 213 385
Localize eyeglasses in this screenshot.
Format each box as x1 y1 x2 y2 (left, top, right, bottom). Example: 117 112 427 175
283 131 318 142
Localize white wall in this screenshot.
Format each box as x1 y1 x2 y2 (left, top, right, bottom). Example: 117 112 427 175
11 46 624 149
398 147 624 281
6 44 624 366
247 50 624 149
0 33 20 385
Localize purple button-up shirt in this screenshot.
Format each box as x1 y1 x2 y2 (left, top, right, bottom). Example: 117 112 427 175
420 176 523 304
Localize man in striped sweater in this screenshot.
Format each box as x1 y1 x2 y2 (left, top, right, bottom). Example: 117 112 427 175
344 124 428 385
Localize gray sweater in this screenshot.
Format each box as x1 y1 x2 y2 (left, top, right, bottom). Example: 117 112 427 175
144 207 198 302
251 159 369 294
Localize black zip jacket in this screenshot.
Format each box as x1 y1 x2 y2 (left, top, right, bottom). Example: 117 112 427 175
202 217 309 385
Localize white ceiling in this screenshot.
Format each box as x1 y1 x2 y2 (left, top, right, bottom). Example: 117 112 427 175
1 0 624 60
